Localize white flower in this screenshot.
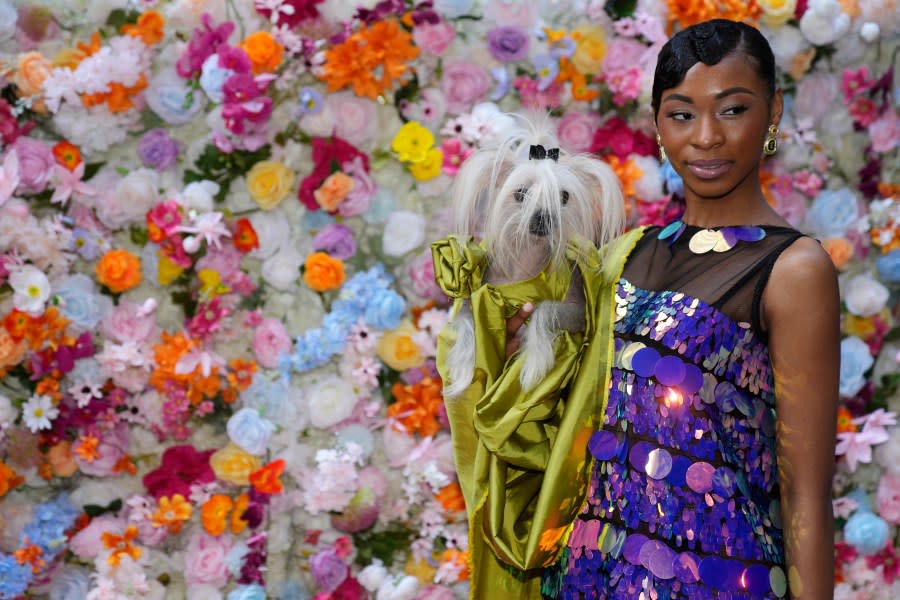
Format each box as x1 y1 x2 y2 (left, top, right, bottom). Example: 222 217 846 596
177 211 231 253
10 265 51 315
248 210 293 259
262 248 304 291
358 559 389 592
799 0 851 46
859 22 881 43
382 211 426 257
0 0 16 43
307 376 358 429
22 394 59 432
179 180 220 213
0 393 17 428
96 168 161 230
844 273 890 317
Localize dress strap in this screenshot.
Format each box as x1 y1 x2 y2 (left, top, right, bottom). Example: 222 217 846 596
750 233 806 337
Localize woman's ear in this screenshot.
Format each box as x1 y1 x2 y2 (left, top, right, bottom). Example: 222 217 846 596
771 88 784 127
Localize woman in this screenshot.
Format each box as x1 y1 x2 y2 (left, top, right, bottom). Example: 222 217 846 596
506 19 839 599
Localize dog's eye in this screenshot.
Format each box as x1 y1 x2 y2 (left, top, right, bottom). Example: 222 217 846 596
514 188 527 203
561 190 569 205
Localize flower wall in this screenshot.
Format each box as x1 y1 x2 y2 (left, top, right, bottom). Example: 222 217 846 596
0 0 897 598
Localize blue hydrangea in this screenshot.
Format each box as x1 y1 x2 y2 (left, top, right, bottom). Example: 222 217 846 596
365 288 406 331
659 160 683 197
844 510 889 555
23 495 80 557
53 274 113 330
839 336 874 397
876 249 900 283
0 556 32 599
807 187 859 238
228 585 267 600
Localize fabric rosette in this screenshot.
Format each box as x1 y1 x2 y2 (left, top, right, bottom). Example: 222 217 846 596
430 235 487 299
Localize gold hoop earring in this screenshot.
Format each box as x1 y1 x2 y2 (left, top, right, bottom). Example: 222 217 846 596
763 124 778 156
656 133 667 163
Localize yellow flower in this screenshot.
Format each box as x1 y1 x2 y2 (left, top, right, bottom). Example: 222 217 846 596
246 160 295 210
571 24 607 76
405 556 437 585
210 443 261 486
408 147 444 181
376 320 425 371
198 269 229 298
157 254 184 286
391 121 435 164
151 494 193 534
758 0 798 27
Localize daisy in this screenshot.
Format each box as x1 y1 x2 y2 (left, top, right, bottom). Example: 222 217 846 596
9 265 51 315
22 395 59 432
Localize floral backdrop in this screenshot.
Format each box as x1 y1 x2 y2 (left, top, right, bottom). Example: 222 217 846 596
0 0 897 598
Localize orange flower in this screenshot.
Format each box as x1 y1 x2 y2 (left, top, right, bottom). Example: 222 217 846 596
440 548 470 581
0 460 25 497
96 249 142 293
210 443 260 486
201 494 234 537
227 358 257 392
0 326 26 373
604 155 643 199
231 492 250 534
314 172 354 212
387 377 444 437
76 32 103 59
664 0 761 30
74 435 101 463
233 217 259 253
102 525 142 566
240 31 284 74
435 482 466 513
3 309 31 341
320 19 420 99
52 141 82 171
836 406 857 434
46 441 78 477
249 459 286 495
13 52 52 99
23 307 74 352
14 542 45 574
113 455 138 476
151 494 193 534
36 377 62 402
303 252 346 292
121 11 165 46
822 238 854 271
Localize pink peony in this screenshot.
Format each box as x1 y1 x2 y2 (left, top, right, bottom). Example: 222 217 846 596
101 300 159 344
328 92 378 149
252 318 292 369
441 61 491 115
408 251 448 303
10 137 54 194
413 21 455 55
184 532 233 587
869 109 899 154
68 514 127 560
75 425 129 477
876 472 900 524
557 111 602 154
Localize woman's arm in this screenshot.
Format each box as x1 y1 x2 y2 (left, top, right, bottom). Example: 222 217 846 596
763 237 840 599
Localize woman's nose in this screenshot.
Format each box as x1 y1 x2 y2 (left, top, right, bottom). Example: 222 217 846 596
692 115 724 149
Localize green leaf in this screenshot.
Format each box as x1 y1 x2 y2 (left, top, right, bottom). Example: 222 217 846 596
83 162 105 181
130 225 149 247
352 524 416 567
105 8 141 30
604 0 638 18
83 498 123 518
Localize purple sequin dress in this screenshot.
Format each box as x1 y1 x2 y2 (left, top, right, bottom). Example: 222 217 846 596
541 223 804 600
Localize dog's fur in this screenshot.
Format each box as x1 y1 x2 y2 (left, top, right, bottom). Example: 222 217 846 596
443 113 625 397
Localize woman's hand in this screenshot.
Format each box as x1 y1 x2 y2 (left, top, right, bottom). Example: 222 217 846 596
504 303 533 360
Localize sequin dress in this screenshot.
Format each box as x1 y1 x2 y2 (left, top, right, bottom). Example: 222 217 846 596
541 223 804 600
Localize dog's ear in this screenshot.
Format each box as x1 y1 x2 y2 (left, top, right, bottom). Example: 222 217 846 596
563 154 627 247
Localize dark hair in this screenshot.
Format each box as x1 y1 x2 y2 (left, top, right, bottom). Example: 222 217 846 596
651 19 776 118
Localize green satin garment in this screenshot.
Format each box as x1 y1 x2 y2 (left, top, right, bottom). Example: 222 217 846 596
432 228 645 599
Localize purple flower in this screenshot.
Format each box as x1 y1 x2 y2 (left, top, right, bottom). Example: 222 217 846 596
309 548 348 593
487 26 530 63
311 224 356 260
139 129 181 170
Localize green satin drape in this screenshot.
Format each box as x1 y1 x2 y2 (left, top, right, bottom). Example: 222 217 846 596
432 228 645 599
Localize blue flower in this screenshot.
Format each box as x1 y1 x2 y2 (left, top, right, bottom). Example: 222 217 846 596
0 555 32 598
227 407 276 455
489 66 511 101
532 54 559 91
71 228 101 260
433 0 475 18
296 87 324 116
876 249 900 283
363 188 396 225
226 542 250 576
277 580 312 600
659 160 683 197
240 378 292 423
145 68 205 125
228 584 267 600
844 510 889 555
53 274 112 330
807 187 859 238
365 288 406 331
199 54 235 104
303 209 335 232
839 336 874 397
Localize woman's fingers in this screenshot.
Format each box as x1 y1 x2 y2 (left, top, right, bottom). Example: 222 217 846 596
505 302 533 359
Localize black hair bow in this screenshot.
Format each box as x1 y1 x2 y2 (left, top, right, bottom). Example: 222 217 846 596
529 144 559 162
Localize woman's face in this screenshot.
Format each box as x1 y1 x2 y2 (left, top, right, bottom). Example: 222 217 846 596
656 51 782 204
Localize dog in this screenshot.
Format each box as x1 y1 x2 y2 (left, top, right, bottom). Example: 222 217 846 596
441 113 625 397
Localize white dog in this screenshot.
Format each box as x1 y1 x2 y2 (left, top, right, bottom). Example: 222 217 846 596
441 113 625 397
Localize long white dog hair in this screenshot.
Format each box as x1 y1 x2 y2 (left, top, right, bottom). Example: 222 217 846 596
443 112 625 397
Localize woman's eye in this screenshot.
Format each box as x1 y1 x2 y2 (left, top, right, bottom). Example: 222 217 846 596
668 111 693 121
722 105 748 116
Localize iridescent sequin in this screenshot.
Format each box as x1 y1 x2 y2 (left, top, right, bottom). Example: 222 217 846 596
542 278 786 599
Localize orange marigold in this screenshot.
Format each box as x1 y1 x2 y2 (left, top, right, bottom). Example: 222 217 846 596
320 19 420 99
303 252 346 292
201 494 234 537
0 460 25 497
665 0 761 30
434 482 466 513
240 31 284 74
387 376 444 437
96 249 142 293
121 10 165 46
233 217 260 253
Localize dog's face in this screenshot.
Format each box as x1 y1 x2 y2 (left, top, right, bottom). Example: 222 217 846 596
513 186 569 237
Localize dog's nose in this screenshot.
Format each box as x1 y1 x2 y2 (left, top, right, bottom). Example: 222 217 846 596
529 210 552 236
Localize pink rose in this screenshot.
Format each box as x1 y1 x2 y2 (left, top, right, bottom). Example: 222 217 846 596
10 137 54 194
101 300 159 344
602 38 648 72
771 189 807 228
184 532 232 587
413 22 456 55
75 424 128 477
876 472 900 524
196 243 243 278
441 61 490 114
339 157 376 218
328 92 378 148
408 252 447 303
485 1 539 28
793 71 840 125
68 515 127 559
869 109 899 154
416 585 456 600
557 111 602 154
252 317 292 369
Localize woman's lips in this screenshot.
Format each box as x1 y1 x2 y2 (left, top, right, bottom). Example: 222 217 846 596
686 159 731 179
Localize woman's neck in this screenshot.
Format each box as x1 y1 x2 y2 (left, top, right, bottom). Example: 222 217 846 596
678 193 786 229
